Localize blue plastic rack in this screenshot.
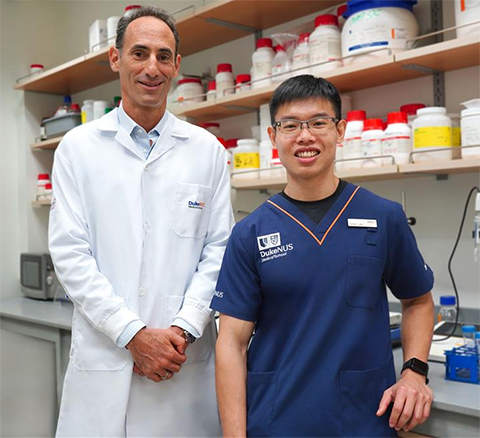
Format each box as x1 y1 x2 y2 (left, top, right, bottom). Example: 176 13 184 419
444 346 479 385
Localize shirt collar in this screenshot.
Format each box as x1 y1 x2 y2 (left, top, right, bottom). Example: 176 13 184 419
117 103 169 137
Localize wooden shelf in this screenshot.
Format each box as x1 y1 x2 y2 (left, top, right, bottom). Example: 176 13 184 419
15 0 343 95
231 159 480 190
31 137 63 150
32 199 51 207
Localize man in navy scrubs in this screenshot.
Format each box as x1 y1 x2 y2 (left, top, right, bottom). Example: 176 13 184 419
211 75 434 437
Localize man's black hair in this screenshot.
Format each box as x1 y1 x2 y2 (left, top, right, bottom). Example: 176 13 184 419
269 75 342 124
116 6 180 56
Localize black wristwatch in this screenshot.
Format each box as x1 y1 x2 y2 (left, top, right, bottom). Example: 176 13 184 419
401 358 429 384
183 330 197 344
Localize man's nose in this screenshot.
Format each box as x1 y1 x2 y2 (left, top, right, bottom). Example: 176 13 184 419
296 124 315 142
144 54 159 76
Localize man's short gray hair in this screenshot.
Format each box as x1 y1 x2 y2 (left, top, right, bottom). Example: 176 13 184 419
115 6 180 56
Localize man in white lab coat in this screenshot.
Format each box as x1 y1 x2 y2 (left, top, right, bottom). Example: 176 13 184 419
49 6 233 437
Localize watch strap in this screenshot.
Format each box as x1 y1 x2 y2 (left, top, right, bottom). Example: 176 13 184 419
401 358 429 384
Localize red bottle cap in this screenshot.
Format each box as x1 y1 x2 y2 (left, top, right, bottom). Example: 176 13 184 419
217 63 233 73
275 45 285 52
38 174 50 180
346 110 367 121
45 183 52 190
217 137 227 147
30 64 44 69
207 81 216 91
226 139 238 148
200 122 220 128
178 78 202 85
337 5 348 17
298 33 310 43
387 111 408 125
272 149 279 159
363 118 384 131
256 38 273 49
70 103 81 112
400 103 425 115
236 74 251 84
125 5 142 11
315 14 339 27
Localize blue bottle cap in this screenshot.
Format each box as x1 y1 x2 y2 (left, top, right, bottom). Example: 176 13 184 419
440 295 456 305
475 332 480 339
63 95 72 104
462 325 476 333
343 0 417 19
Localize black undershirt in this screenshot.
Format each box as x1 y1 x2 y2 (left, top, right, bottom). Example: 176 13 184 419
278 180 348 225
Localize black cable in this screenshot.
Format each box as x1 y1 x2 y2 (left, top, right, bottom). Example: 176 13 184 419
433 186 479 342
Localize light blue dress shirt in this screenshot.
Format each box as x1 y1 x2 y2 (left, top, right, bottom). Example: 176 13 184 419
115 105 200 348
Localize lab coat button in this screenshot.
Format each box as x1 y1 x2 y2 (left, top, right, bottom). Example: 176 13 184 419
145 165 150 172
139 287 146 296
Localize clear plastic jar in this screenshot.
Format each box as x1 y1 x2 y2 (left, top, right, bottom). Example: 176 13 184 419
216 63 235 97
271 45 290 83
292 33 310 76
176 78 205 104
438 295 457 322
462 325 476 348
309 14 343 75
413 107 452 162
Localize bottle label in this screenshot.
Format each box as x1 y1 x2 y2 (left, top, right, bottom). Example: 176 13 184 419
452 127 461 147
414 126 451 148
362 138 382 156
234 153 260 169
81 111 87 124
383 136 411 154
344 137 363 157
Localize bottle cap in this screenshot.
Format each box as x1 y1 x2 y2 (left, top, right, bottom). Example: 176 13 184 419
440 296 456 305
63 95 72 104
256 38 273 49
363 118 384 131
236 74 251 84
337 4 348 17
70 103 81 112
275 45 286 52
178 78 203 85
417 106 447 116
200 122 220 128
344 0 417 19
226 139 238 148
315 14 339 27
30 64 44 69
207 81 216 91
217 63 233 73
462 325 476 333
217 137 227 147
387 111 408 125
125 5 142 11
38 174 50 180
346 110 367 121
298 33 310 43
400 103 425 115
45 183 52 190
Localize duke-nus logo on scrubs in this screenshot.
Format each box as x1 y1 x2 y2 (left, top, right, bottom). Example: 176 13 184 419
257 232 281 250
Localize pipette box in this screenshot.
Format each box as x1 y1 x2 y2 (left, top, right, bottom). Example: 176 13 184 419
444 346 479 384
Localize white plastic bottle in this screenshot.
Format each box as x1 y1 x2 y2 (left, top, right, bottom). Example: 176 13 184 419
176 78 205 104
383 111 411 165
259 140 273 178
81 100 95 124
216 63 235 98
206 81 216 101
361 118 384 168
343 110 366 169
342 1 419 65
37 174 51 200
337 4 347 30
460 98 480 158
412 107 452 162
271 45 290 83
251 38 275 90
233 139 260 179
93 100 110 119
454 0 480 38
309 14 343 76
292 33 311 76
236 74 251 92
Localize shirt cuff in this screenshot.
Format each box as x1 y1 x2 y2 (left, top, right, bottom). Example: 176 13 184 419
171 318 201 339
116 320 146 348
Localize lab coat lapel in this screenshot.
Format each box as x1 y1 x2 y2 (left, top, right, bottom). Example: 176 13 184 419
114 126 145 160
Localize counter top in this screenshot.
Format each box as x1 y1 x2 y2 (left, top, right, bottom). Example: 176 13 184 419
0 296 73 330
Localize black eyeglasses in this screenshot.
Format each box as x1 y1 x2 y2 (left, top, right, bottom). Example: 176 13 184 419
273 116 339 135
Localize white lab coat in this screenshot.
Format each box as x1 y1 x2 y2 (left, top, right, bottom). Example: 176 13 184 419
49 109 233 437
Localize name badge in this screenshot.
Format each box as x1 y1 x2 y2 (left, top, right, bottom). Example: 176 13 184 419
348 218 378 228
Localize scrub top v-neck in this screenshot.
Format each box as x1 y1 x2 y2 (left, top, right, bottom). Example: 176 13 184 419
211 182 434 437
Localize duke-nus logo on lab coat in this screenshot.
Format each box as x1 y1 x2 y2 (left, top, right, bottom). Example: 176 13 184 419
188 200 205 210
257 232 281 250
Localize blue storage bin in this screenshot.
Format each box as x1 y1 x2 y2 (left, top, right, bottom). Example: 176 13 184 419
444 346 479 384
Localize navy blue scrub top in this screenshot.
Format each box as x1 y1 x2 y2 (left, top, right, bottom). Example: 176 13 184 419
211 183 434 437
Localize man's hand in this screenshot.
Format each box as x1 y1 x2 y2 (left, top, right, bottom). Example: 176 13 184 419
127 327 187 382
169 326 190 355
376 370 433 432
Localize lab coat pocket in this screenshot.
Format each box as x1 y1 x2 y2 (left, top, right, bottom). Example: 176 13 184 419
163 295 212 364
340 361 396 437
247 371 277 437
71 311 130 371
345 255 385 309
172 182 212 239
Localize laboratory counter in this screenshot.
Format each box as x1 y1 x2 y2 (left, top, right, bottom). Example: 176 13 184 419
1 297 479 437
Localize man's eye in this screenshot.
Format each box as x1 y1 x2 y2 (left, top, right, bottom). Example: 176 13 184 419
133 51 144 58
312 119 328 127
160 54 172 62
283 123 299 130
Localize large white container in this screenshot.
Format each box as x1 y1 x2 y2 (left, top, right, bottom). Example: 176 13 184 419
271 45 291 82
176 78 205 104
412 107 452 162
93 100 110 119
292 33 311 76
454 0 480 38
81 100 95 124
89 19 108 53
361 118 384 168
460 98 480 158
342 0 419 66
233 139 260 179
107 16 121 43
251 38 275 89
309 15 343 75
216 63 235 97
343 110 366 168
383 111 411 165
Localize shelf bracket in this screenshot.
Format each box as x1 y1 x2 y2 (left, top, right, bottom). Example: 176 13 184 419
436 174 449 181
224 105 259 112
204 17 260 35
400 64 438 75
431 0 445 107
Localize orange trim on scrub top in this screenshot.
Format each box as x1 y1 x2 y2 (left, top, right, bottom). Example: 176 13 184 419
267 186 361 247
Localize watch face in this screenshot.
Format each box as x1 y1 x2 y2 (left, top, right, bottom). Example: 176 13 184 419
408 358 428 375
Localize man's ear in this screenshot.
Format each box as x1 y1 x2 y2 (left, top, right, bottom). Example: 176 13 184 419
267 126 277 149
110 46 120 73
